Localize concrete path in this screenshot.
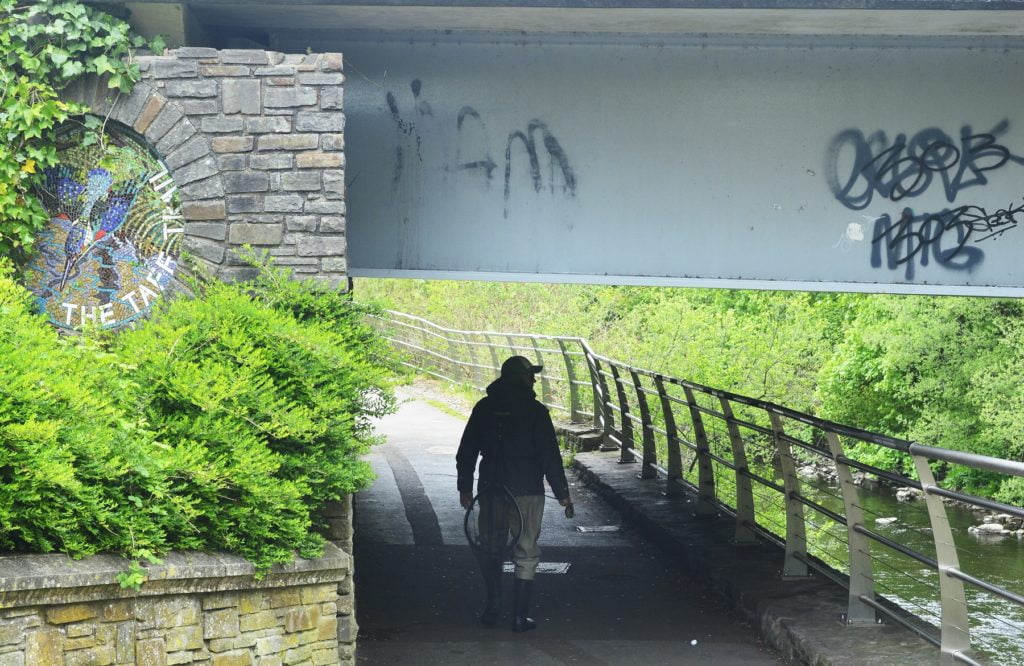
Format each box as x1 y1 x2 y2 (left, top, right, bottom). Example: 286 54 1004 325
353 394 786 665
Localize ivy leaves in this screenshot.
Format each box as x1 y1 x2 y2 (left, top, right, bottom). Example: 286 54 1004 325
0 0 162 258
0 74 69 251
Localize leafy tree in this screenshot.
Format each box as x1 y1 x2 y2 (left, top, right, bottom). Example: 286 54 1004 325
965 314 1024 504
357 277 1024 501
815 296 1022 482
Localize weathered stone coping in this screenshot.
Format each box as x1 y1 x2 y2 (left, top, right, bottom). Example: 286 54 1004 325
0 544 349 609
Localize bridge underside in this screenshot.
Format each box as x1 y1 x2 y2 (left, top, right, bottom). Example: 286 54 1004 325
131 2 1024 295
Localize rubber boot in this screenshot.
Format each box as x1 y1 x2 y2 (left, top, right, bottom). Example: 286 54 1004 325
511 578 537 632
480 558 502 626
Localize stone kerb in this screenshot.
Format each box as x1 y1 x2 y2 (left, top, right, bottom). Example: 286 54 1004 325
60 48 348 290
0 544 353 664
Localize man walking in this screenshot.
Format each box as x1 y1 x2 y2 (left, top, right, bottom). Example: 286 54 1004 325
457 355 573 632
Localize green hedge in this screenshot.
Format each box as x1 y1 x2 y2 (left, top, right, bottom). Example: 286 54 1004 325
0 258 394 576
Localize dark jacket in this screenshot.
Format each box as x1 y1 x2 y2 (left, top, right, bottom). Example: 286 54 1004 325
457 376 570 500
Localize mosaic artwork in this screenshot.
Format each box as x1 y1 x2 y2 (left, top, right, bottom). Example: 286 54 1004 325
22 122 183 331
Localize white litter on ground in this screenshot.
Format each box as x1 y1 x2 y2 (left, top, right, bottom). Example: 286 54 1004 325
575 525 621 533
503 562 571 574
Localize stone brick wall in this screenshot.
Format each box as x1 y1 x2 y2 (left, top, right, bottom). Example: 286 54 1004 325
61 48 347 289
0 544 354 665
32 49 362 663
323 496 357 647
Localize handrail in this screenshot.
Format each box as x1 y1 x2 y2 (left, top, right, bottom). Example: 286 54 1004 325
371 309 1024 665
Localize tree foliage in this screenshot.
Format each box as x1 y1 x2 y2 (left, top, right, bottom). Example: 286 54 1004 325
357 278 1024 503
0 0 163 257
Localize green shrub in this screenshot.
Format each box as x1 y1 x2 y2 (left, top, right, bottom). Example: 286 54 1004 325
114 269 395 567
0 258 171 559
0 257 394 576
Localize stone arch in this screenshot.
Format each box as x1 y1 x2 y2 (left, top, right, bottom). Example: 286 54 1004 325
59 75 224 275
56 49 349 288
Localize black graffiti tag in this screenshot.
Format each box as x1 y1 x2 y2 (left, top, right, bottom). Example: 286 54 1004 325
504 120 576 219
871 207 980 280
384 80 577 217
455 106 497 180
869 200 1023 280
964 199 1024 242
827 122 1024 211
386 79 434 186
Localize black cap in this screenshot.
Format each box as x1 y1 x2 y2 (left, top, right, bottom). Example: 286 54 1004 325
500 355 543 377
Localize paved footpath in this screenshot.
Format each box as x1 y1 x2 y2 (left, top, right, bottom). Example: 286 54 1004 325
353 392 786 665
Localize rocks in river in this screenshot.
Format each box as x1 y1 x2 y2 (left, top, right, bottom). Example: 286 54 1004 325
853 472 880 491
875 516 898 526
795 462 840 485
968 513 1024 538
796 465 818 481
896 487 923 502
983 513 1024 530
797 465 834 483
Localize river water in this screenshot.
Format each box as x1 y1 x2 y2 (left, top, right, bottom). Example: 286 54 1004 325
800 482 1024 664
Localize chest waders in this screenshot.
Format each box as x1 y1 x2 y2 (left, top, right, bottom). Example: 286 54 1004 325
471 413 514 627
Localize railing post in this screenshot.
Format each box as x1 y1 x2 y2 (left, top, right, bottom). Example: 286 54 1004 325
448 332 468 384
718 396 758 544
461 332 483 389
482 333 501 378
610 365 636 464
504 334 518 359
682 386 716 515
584 345 615 443
655 376 684 497
768 411 809 579
824 430 877 625
418 319 434 376
909 446 971 665
558 339 583 422
630 370 658 480
530 338 553 407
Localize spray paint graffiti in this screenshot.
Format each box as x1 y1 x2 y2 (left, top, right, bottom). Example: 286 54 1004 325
827 122 1024 279
385 80 576 218
827 122 1024 211
455 106 497 180
385 79 432 185
871 200 1024 275
504 120 576 219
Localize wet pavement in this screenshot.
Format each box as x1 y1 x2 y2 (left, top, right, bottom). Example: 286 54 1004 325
354 395 786 665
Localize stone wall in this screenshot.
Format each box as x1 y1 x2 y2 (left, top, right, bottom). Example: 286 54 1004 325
322 496 357 648
23 48 361 663
61 48 347 288
0 544 354 665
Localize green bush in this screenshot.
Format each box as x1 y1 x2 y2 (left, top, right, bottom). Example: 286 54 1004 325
0 258 167 559
0 257 394 576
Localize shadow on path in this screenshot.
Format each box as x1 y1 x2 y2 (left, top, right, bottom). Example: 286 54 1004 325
354 394 785 665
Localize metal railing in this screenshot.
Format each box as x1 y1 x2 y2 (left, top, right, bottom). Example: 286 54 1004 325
373 309 1024 666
